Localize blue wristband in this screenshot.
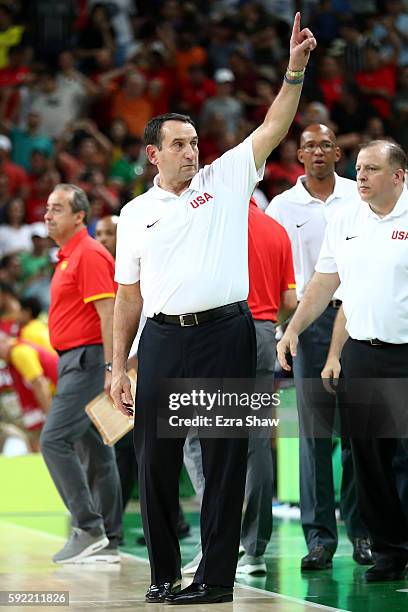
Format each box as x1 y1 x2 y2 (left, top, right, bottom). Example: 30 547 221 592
284 74 304 85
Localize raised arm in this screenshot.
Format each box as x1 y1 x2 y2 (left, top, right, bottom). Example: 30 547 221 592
252 12 316 170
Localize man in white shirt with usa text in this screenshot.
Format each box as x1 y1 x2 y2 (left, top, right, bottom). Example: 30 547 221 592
277 139 408 583
266 124 371 570
111 13 316 606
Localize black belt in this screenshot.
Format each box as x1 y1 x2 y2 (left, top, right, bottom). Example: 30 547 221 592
354 338 404 347
152 301 248 327
329 299 342 309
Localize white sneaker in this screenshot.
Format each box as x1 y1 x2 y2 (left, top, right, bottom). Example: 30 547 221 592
73 546 120 564
236 554 267 575
182 551 202 575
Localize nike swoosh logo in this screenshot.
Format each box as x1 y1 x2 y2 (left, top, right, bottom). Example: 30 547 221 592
147 220 160 229
296 222 308 228
345 236 358 240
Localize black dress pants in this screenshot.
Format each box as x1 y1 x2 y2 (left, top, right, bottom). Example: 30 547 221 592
341 338 408 563
134 305 256 586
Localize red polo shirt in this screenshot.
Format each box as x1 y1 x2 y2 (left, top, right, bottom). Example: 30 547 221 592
48 228 115 351
248 198 296 322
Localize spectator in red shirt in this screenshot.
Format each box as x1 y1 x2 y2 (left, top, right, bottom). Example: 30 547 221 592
355 41 397 119
26 149 60 223
317 56 344 111
0 44 30 88
265 139 304 199
179 64 216 121
140 45 175 116
0 135 28 199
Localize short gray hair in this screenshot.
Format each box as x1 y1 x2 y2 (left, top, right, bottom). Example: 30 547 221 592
359 140 407 173
54 183 90 224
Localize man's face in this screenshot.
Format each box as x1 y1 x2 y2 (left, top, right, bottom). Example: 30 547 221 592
95 217 117 258
27 112 40 131
355 144 400 204
147 121 199 187
298 127 340 179
6 256 21 281
44 189 84 246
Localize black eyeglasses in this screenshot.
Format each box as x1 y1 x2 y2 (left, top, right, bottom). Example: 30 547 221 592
301 142 336 153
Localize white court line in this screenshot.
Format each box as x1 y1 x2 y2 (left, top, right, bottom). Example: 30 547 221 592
237 583 350 612
0 518 67 541
0 520 351 611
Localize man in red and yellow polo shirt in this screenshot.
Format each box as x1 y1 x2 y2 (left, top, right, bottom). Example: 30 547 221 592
41 184 122 565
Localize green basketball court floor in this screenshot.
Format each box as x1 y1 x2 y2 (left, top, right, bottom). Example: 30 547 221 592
2 509 406 611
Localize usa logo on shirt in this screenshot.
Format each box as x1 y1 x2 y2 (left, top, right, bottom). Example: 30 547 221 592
190 193 213 209
391 230 408 240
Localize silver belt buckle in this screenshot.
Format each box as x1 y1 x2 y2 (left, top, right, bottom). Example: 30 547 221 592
179 313 198 327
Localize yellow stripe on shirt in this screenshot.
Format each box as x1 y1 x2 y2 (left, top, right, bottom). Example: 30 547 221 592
83 293 115 304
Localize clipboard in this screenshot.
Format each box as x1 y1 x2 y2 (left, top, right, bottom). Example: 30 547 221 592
85 369 136 446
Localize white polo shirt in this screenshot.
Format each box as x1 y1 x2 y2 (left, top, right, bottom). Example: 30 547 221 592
115 137 264 317
265 173 358 299
316 188 408 343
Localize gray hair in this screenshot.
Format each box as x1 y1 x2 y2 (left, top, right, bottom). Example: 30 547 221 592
359 140 407 173
54 183 90 224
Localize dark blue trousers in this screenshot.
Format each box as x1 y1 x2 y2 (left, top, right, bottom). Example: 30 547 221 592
293 306 367 553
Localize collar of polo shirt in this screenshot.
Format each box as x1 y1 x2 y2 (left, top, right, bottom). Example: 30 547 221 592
294 172 346 205
152 172 201 198
362 187 408 221
57 227 88 261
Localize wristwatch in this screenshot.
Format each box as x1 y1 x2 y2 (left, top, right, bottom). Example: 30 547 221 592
104 362 113 372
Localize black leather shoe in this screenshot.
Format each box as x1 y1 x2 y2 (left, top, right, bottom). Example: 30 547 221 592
145 578 181 603
301 545 333 570
352 538 373 565
165 583 233 605
365 561 407 582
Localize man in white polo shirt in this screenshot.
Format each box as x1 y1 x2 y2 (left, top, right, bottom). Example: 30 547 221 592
266 124 371 570
277 139 408 582
111 13 316 606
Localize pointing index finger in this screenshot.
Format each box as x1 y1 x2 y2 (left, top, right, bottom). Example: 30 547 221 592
292 11 301 40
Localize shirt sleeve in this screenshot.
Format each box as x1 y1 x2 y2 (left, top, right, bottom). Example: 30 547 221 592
10 344 43 382
315 222 338 274
208 136 265 201
115 207 141 284
77 250 116 303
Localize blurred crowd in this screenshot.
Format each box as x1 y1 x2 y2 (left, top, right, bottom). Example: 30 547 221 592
1 0 408 449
